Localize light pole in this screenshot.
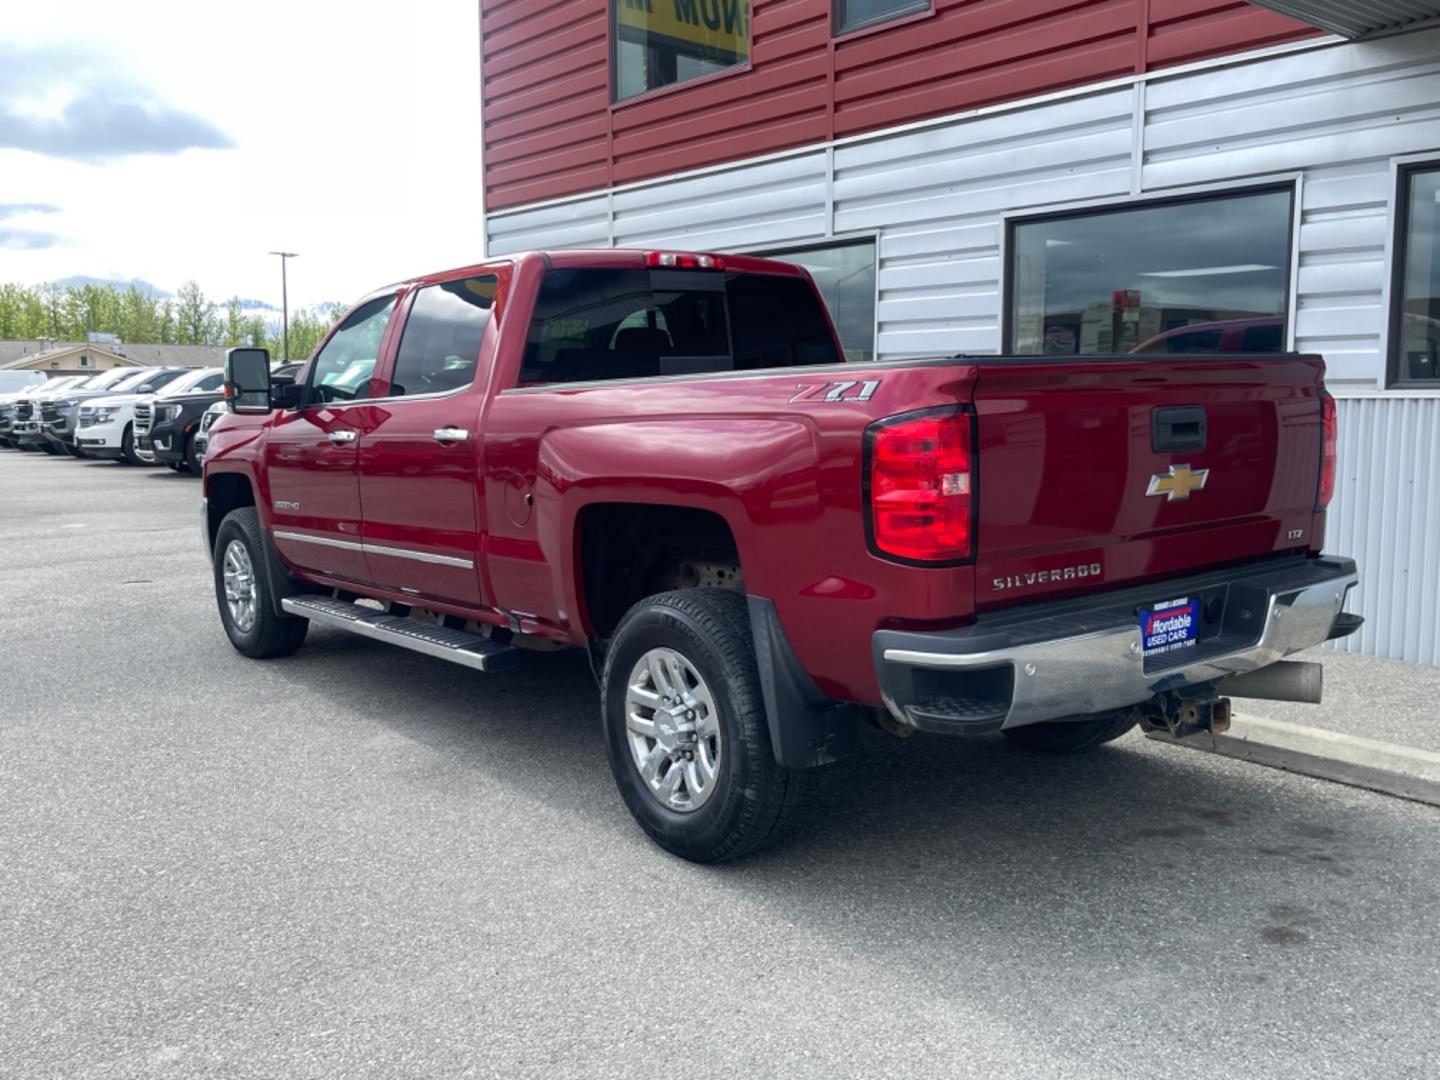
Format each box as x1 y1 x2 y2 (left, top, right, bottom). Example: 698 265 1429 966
268 251 298 362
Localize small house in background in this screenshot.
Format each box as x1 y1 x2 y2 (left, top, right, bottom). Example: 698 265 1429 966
0 340 226 377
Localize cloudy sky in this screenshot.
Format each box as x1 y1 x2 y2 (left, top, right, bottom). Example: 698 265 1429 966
0 0 482 309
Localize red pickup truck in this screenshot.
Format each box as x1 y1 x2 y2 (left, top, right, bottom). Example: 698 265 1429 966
203 249 1360 862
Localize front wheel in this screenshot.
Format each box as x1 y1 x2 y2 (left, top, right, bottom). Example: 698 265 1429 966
601 589 804 863
212 507 309 658
183 432 202 475
1002 708 1140 754
120 424 145 466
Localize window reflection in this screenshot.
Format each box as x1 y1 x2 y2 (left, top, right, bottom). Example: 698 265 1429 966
1396 167 1440 383
1009 189 1292 355
761 239 877 362
613 0 750 102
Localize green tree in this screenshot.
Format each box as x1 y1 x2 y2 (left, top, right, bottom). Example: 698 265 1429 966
118 285 159 344
0 283 25 338
37 282 66 339
174 279 217 345
223 297 250 346
154 299 176 344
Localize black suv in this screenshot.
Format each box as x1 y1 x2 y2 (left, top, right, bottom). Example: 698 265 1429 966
139 362 303 474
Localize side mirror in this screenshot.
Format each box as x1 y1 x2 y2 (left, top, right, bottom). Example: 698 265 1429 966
272 382 304 410
137 382 156 394
225 348 271 414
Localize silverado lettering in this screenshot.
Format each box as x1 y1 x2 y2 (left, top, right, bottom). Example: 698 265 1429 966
993 563 1103 592
200 247 1360 863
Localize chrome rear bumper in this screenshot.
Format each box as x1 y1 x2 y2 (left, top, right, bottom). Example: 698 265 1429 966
873 557 1359 734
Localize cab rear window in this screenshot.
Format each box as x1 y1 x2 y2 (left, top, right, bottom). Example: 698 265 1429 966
520 268 840 386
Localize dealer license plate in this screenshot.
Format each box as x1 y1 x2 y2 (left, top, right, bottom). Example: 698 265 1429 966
1140 596 1200 658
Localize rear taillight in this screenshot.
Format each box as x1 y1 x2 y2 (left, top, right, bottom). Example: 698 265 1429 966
1317 391 1337 509
645 250 725 270
866 408 975 564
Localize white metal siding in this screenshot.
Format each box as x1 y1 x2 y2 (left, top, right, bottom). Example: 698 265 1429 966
1142 30 1440 383
487 194 610 254
837 90 1135 357
611 152 828 252
485 29 1440 666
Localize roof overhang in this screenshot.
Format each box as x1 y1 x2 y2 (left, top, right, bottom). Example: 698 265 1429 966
1247 1 1440 37
1 346 139 370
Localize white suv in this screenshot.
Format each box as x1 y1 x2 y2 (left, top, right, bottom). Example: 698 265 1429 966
77 367 224 465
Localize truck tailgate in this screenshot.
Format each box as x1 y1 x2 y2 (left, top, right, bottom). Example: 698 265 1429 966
972 357 1325 610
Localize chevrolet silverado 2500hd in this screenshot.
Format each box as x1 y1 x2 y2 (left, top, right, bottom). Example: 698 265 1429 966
202 249 1360 862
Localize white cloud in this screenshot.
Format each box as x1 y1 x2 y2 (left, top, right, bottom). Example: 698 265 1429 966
0 0 483 310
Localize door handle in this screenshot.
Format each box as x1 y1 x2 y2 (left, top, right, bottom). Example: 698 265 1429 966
433 427 470 443
327 430 357 444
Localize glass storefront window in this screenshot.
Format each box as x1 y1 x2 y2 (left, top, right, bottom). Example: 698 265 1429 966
835 0 930 36
761 239 877 362
1394 166 1440 384
1008 188 1293 356
613 0 750 103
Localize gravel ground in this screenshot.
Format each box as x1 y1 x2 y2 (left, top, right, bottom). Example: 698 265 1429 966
3 449 1439 1080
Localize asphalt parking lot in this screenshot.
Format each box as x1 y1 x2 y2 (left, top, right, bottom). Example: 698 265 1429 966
3 450 1439 1080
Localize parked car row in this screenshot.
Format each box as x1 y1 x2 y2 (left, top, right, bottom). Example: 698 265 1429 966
0 363 301 473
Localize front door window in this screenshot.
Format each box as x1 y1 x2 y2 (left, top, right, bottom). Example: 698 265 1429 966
305 295 397 405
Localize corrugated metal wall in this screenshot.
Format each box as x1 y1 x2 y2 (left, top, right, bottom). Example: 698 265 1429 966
487 27 1440 665
481 0 1318 211
1328 398 1440 666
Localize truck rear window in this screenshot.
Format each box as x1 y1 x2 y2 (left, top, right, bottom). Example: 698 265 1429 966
520 268 841 386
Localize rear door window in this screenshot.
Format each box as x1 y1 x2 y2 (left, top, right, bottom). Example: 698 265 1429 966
387 276 497 397
520 268 839 386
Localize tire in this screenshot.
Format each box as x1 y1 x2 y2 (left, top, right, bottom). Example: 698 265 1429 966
1002 707 1140 754
183 433 202 475
212 507 309 659
120 424 144 466
601 588 804 863
168 461 185 472
40 442 60 455
67 443 86 459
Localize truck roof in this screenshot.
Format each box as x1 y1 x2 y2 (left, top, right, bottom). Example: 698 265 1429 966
384 248 807 293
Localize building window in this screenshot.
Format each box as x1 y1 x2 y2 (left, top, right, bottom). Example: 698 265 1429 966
1007 187 1293 356
613 0 750 103
834 0 929 36
760 239 877 361
1392 164 1440 385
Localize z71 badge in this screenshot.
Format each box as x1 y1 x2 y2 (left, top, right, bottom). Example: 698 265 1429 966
789 379 881 404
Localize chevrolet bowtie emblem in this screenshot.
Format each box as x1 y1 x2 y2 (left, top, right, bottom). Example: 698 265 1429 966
1147 464 1210 501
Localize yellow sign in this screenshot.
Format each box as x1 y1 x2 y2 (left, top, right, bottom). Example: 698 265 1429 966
616 0 750 65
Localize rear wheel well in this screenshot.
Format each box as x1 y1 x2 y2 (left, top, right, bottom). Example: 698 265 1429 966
578 504 743 638
207 473 256 553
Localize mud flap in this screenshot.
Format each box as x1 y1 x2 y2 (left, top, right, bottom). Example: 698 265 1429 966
747 596 861 769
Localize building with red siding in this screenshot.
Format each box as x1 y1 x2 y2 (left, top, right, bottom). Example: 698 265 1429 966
480 0 1440 666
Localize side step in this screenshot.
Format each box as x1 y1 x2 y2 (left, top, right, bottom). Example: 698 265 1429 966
281 595 520 673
